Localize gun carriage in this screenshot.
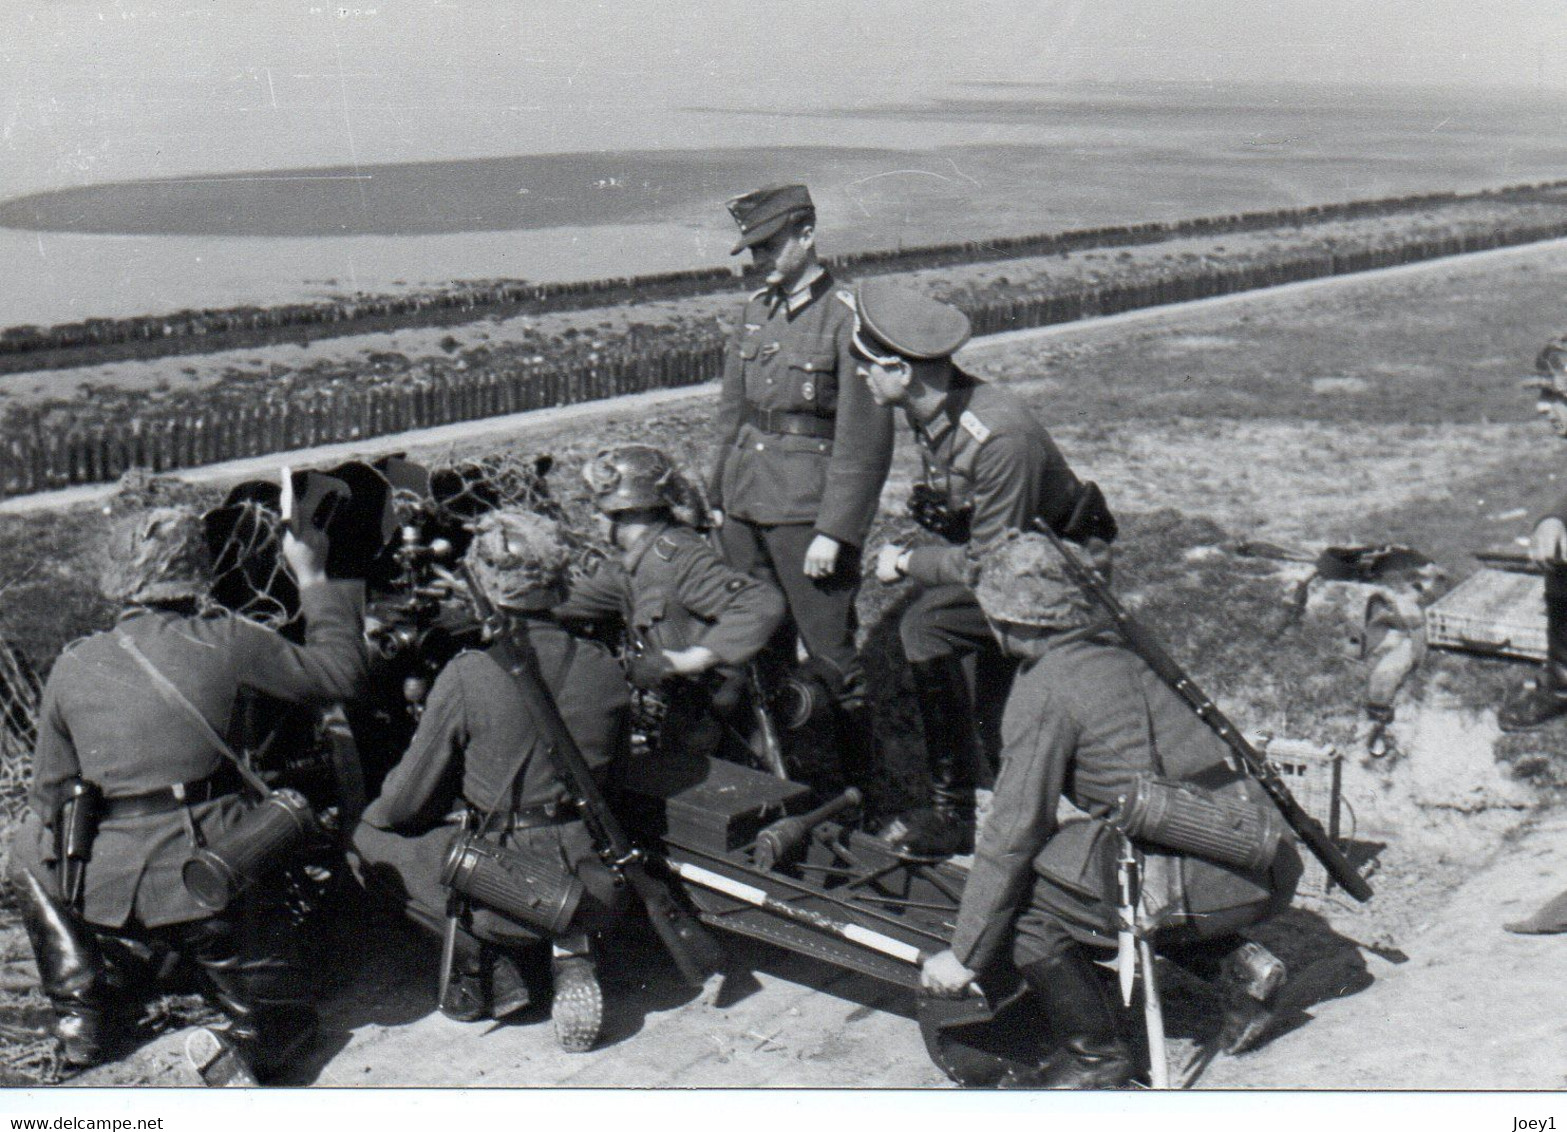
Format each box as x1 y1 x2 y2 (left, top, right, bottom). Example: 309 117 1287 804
188 453 1363 1086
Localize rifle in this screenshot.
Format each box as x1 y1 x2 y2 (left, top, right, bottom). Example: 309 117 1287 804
1032 522 1373 902
458 565 726 985
704 530 789 779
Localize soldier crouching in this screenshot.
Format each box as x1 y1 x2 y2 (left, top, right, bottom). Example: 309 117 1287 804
7 505 368 1085
917 533 1300 1088
349 509 632 1053
554 444 785 762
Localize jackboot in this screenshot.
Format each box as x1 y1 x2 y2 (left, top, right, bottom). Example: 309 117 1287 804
189 922 318 1085
438 935 490 1023
1000 949 1133 1089
7 862 113 1069
878 656 976 860
832 702 880 806
1501 568 1567 731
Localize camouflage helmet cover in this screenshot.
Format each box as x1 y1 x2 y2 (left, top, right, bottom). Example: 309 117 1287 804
99 506 213 604
582 444 681 515
465 508 571 611
973 531 1096 630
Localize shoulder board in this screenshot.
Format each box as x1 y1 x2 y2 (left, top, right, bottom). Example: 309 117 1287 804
959 410 993 444
653 534 681 562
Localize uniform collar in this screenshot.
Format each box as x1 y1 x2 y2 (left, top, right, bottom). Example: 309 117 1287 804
623 521 675 573
769 264 829 316
907 370 975 446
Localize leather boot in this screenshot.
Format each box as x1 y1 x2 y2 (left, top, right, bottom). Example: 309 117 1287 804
832 702 880 803
8 862 112 1069
190 924 318 1085
438 935 490 1023
1000 949 1133 1089
490 948 533 1020
1214 940 1287 1056
550 935 603 1053
1501 568 1567 731
879 656 976 860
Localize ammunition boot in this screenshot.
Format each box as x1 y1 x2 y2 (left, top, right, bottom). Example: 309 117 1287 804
550 951 603 1053
1500 569 1567 731
185 1026 260 1088
1215 941 1287 1056
490 950 533 1021
8 862 113 1070
439 947 490 1023
879 657 976 860
1001 950 1133 1090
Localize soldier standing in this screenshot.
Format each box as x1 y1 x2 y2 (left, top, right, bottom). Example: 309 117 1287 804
918 534 1299 1088
1500 335 1567 733
7 505 368 1085
350 509 632 1053
852 279 1117 858
556 445 785 759
709 184 894 794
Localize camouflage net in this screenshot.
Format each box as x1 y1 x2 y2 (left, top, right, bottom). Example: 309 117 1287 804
206 501 296 630
0 639 40 821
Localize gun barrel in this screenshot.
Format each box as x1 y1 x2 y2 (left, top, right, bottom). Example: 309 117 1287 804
754 788 862 870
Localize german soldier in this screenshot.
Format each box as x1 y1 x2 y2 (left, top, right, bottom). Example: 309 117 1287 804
7 505 368 1085
918 533 1300 1088
709 184 894 793
350 509 632 1052
851 279 1118 858
1500 335 1567 733
555 445 785 759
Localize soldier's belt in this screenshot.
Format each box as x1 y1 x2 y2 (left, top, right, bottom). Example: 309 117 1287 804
102 770 242 820
501 802 580 834
742 405 835 440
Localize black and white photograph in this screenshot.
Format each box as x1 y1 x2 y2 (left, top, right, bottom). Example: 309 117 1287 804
0 0 1564 1111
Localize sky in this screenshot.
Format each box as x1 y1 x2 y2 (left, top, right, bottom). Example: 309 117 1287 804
3 0 1564 196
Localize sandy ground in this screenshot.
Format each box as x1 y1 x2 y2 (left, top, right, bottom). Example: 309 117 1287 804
11 238 1567 1093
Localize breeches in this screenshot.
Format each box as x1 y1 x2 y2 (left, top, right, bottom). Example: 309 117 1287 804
718 520 865 709
351 819 627 950
1010 847 1302 970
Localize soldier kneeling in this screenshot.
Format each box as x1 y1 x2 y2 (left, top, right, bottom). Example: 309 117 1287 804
351 509 632 1052
918 533 1300 1088
8 505 368 1085
555 444 785 761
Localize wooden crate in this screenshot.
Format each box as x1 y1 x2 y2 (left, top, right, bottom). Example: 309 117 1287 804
1259 737 1345 898
1425 568 1546 661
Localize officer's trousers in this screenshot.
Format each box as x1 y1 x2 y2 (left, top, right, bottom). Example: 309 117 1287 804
719 519 866 711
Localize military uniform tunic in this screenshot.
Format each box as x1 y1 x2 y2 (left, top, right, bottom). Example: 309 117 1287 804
351 618 631 945
903 369 1089 589
553 522 785 668
710 268 893 546
949 627 1300 974
708 267 892 710
14 581 369 929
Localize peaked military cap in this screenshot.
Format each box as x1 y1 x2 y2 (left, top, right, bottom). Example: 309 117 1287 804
726 184 814 255
852 278 972 361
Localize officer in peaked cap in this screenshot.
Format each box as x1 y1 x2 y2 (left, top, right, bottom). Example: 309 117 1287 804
708 184 893 798
852 278 1120 859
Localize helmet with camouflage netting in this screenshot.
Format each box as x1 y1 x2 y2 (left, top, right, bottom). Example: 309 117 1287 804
99 506 214 605
464 508 571 611
973 530 1096 631
582 444 681 515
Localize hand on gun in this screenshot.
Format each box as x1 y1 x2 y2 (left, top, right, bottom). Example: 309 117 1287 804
919 948 976 998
